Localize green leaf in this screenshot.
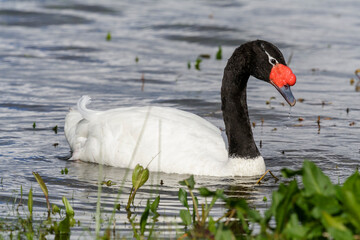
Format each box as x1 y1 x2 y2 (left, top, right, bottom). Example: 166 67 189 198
321 211 353 240
208 216 216 234
274 180 299 233
115 203 120 211
52 125 58 134
302 160 335 196
140 202 150 235
187 61 191 69
310 194 341 219
341 190 360 229
283 214 309 239
179 175 195 190
199 187 213 197
342 171 360 202
178 188 188 208
215 223 236 240
106 32 111 41
194 58 202 71
28 187 33 218
150 196 160 213
216 46 222 60
132 164 149 190
281 168 303 178
62 196 74 217
32 172 48 198
179 209 191 226
59 216 71 234
52 204 60 215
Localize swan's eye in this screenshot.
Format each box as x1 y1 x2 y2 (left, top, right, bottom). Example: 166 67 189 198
270 59 277 65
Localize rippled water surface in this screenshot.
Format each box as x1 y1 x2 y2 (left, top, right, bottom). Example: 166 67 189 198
1 0 359 238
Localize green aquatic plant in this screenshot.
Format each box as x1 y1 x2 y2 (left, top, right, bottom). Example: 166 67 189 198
33 172 51 217
194 58 202 70
177 175 258 239
102 179 116 186
216 46 222 60
61 167 68 175
129 196 160 239
28 187 33 219
262 160 360 239
52 125 58 134
127 164 150 210
1 161 360 239
32 122 36 129
177 161 360 239
106 32 112 41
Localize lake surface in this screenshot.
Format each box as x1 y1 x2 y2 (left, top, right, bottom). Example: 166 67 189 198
0 0 359 238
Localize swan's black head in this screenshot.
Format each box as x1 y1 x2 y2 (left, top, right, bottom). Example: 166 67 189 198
243 40 297 106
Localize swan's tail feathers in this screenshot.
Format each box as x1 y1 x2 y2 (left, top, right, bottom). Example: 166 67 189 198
77 95 98 120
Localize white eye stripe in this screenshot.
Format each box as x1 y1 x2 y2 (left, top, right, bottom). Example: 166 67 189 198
264 50 278 66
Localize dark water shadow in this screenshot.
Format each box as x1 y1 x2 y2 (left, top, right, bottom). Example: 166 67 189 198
0 9 90 27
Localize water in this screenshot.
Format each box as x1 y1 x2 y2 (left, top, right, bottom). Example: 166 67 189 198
0 0 359 238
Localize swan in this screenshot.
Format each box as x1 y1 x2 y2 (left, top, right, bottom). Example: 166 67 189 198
64 40 296 177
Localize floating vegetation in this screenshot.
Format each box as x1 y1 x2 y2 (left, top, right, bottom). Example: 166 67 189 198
298 117 304 121
102 180 116 186
52 125 58 134
216 46 222 60
106 32 111 41
32 122 36 129
194 58 202 70
349 121 356 126
61 168 68 175
135 56 139 63
297 98 305 103
187 61 191 69
311 68 320 72
266 96 276 105
198 54 210 59
350 78 355 85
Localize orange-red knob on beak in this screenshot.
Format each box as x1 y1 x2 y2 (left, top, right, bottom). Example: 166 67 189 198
269 64 296 88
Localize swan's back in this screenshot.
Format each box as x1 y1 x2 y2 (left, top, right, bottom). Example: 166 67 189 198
64 97 229 175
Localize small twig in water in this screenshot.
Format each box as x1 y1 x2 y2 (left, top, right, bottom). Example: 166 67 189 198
141 73 145 91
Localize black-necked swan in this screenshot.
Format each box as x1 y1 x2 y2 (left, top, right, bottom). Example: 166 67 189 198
64 40 296 177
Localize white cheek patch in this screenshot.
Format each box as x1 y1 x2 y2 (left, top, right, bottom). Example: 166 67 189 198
264 50 279 66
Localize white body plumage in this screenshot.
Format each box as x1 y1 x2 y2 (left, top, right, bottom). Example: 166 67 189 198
64 96 265 176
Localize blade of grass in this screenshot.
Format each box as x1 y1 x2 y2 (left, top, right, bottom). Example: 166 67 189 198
32 172 51 217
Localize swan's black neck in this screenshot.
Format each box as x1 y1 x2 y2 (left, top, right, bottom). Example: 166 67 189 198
221 46 260 159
